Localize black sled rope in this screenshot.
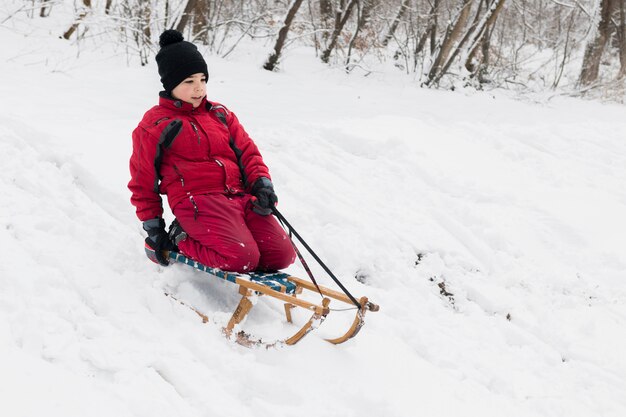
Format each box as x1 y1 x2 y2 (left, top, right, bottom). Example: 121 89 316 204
272 207 362 310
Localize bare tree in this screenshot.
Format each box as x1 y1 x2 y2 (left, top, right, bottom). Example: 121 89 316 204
464 0 507 77
579 0 613 86
422 0 506 86
192 0 209 43
264 0 306 71
618 0 626 77
553 9 578 88
40 0 51 17
424 0 474 85
413 0 441 63
320 0 335 31
345 0 377 68
13 0 625 97
176 0 199 33
62 0 92 40
382 0 411 47
116 0 154 65
321 0 359 63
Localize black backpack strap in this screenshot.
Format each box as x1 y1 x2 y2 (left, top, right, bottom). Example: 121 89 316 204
213 109 249 189
153 119 183 193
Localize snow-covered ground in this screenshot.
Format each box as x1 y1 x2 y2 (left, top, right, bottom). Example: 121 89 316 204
2 15 626 417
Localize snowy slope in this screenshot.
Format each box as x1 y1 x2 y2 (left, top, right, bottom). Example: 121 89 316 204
2 20 626 417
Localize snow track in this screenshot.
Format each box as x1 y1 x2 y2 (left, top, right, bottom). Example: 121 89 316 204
1 22 626 417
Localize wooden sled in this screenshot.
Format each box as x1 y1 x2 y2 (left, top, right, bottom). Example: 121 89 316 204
166 251 379 348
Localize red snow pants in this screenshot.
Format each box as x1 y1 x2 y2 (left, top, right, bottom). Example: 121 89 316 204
173 193 296 273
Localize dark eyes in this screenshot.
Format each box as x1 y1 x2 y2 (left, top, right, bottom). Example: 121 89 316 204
185 79 207 83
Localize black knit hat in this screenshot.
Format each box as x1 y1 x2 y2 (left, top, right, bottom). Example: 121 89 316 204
155 30 209 93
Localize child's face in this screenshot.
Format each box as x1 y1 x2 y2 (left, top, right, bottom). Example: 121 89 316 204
171 73 207 108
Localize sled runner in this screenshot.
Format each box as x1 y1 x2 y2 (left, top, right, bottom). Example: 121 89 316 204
164 251 379 348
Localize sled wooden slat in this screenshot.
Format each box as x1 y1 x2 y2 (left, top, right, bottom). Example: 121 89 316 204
284 303 295 323
233 277 330 316
324 296 368 344
166 251 378 348
225 287 254 334
287 276 380 312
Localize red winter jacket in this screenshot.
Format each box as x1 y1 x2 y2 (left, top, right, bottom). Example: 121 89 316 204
128 94 270 221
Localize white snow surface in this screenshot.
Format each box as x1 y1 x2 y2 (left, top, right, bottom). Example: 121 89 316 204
2 22 626 417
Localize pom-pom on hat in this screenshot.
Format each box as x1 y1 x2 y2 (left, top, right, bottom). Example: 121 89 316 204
155 30 209 93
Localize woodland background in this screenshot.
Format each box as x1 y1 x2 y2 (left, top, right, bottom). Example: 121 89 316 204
5 0 626 100
2 2 626 417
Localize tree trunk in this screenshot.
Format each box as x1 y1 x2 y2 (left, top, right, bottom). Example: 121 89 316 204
62 0 92 40
618 0 626 78
429 0 505 86
382 0 410 47
142 1 151 42
321 0 358 63
138 1 152 66
464 0 507 75
579 0 614 86
425 0 473 84
176 0 199 34
320 0 334 26
413 0 440 59
346 0 376 67
40 0 50 17
411 0 440 72
553 11 577 89
263 0 306 71
429 2 439 55
193 0 209 43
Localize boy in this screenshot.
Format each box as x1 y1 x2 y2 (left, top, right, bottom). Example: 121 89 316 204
128 30 295 273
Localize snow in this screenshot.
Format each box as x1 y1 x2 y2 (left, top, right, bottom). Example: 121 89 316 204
2 18 626 417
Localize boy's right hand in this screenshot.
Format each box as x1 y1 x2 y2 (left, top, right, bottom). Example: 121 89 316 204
143 218 176 266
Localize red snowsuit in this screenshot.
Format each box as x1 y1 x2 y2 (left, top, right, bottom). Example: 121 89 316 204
128 94 295 272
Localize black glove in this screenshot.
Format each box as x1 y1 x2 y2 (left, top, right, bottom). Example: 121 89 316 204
143 218 177 266
250 177 278 216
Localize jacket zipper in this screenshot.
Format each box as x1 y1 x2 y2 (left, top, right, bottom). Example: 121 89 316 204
154 117 170 126
173 164 199 220
190 121 201 144
173 164 185 187
215 159 237 194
